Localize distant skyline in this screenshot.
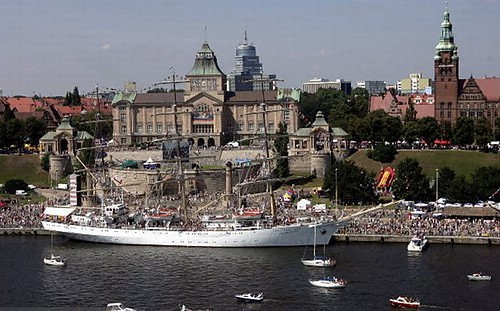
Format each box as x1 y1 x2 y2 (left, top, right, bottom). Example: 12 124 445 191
1 0 499 96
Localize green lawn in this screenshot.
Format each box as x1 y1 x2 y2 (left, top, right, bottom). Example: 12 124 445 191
0 154 50 186
349 149 499 179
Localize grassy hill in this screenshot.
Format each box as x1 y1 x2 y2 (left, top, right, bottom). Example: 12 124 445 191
0 154 49 186
349 149 499 179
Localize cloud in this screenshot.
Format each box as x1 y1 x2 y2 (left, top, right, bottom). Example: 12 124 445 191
101 43 112 51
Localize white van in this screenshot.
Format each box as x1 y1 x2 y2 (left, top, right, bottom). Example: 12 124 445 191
15 190 27 196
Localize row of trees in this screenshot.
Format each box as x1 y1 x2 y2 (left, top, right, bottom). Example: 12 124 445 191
0 104 113 152
321 158 499 205
299 88 500 147
0 107 46 151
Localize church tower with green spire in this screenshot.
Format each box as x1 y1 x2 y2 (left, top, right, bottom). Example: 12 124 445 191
434 2 460 123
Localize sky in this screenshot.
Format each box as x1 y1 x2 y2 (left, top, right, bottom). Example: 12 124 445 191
1 0 499 97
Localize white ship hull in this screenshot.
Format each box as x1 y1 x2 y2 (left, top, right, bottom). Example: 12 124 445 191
41 221 341 247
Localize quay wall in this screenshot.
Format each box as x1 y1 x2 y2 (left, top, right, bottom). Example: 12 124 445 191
332 234 500 245
0 229 53 236
2 229 500 245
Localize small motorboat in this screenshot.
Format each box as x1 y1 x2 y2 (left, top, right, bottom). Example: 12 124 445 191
106 302 137 311
467 273 492 281
407 235 428 252
309 276 346 288
43 254 66 266
389 296 420 309
234 292 264 303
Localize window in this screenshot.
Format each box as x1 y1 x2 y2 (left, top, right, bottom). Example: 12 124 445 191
137 123 143 134
146 122 152 133
120 138 127 144
156 123 163 133
120 113 126 122
268 122 275 132
237 122 243 131
121 125 127 133
248 122 254 131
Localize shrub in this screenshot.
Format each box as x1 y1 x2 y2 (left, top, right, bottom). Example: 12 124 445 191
371 144 398 163
4 179 29 194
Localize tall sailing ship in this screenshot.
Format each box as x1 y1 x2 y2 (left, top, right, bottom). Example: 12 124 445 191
41 99 344 247
42 43 344 247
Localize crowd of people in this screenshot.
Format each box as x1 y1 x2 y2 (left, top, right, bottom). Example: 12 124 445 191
0 202 44 229
338 209 500 237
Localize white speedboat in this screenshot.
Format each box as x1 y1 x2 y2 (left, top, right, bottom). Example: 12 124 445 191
235 292 264 303
106 302 137 311
309 276 346 288
389 296 420 309
407 235 428 252
467 273 492 281
43 254 65 266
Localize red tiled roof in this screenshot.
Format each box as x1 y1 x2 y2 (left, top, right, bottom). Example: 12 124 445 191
370 92 435 119
475 77 500 102
5 97 41 113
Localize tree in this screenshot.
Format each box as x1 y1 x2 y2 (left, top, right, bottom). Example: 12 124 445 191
446 175 475 203
348 87 370 118
365 110 389 143
494 117 500 141
5 119 25 152
24 117 47 147
474 117 492 148
392 158 432 201
436 166 456 200
440 121 454 141
40 152 51 172
470 166 500 201
402 121 419 146
323 160 377 205
384 116 403 144
417 117 439 146
368 143 398 163
272 122 289 178
64 86 82 106
453 117 475 146
3 179 28 194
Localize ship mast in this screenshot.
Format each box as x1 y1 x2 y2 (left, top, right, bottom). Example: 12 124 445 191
245 72 284 219
154 68 189 221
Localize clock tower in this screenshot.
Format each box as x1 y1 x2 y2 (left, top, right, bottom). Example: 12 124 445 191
434 4 459 123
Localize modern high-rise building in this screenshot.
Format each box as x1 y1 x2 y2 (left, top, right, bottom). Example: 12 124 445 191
356 80 386 96
398 73 432 95
302 78 351 94
226 31 277 92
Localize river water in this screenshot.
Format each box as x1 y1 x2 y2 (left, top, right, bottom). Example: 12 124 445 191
1 236 499 311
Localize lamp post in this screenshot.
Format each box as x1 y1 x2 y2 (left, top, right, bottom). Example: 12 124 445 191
335 168 338 208
435 169 439 211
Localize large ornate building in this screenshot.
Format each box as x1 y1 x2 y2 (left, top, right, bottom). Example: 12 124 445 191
111 41 299 147
434 6 500 127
